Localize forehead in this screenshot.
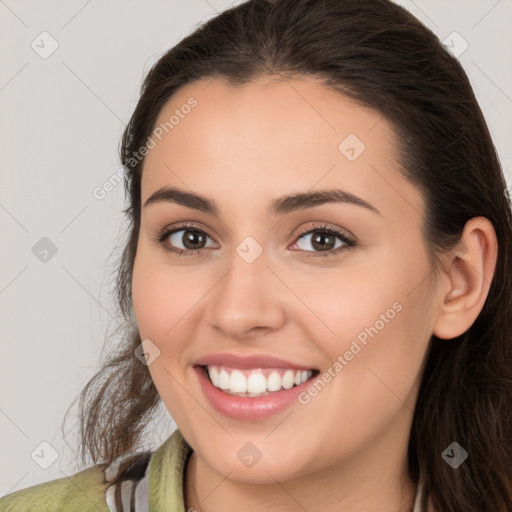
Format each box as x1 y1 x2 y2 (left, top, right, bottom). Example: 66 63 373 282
139 76 423 223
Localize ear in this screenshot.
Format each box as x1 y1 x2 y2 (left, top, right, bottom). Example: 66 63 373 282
432 216 498 340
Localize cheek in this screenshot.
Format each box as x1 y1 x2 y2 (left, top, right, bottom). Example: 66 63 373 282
290 281 426 456
131 250 201 341
281 260 406 358
131 255 196 422
286 252 431 405
131 258 163 337
292 241 431 359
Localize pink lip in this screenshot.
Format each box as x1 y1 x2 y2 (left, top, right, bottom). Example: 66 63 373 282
193 366 319 421
193 352 317 370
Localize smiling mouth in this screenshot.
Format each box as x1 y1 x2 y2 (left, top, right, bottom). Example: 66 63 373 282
198 364 320 398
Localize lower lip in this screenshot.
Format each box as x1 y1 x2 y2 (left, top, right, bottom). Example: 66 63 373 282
194 366 317 421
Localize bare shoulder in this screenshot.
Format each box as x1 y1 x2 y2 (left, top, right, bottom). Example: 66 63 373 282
0 465 110 512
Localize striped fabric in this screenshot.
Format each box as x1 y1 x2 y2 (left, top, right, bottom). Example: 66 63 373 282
104 452 152 512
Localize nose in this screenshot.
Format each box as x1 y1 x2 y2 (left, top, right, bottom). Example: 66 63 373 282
207 248 287 340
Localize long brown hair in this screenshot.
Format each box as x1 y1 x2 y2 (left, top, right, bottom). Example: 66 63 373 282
63 0 512 509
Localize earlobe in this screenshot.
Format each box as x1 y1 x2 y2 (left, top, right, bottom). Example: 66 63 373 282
432 217 498 340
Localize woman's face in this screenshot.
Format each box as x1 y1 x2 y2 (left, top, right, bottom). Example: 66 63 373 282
132 75 439 483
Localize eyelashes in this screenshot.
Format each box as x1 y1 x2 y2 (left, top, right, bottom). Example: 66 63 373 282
292 224 356 256
154 222 356 258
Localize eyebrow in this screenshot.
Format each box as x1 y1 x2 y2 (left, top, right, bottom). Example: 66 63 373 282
143 186 381 217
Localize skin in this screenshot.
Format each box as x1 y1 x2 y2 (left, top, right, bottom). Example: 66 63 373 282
131 75 498 512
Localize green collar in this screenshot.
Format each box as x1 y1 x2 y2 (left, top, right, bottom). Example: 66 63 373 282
148 428 193 511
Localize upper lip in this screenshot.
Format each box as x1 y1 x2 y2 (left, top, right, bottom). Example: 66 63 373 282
194 352 318 371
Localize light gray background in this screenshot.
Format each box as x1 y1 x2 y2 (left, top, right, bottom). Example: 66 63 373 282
1 0 511 497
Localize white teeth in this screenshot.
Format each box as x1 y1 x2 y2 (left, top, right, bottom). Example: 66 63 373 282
247 372 267 394
218 368 231 389
281 369 295 389
206 366 314 396
266 371 282 392
208 366 219 386
229 370 247 393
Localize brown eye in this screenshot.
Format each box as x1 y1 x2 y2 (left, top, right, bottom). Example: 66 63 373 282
162 227 215 252
304 231 337 251
172 229 208 250
293 225 355 256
